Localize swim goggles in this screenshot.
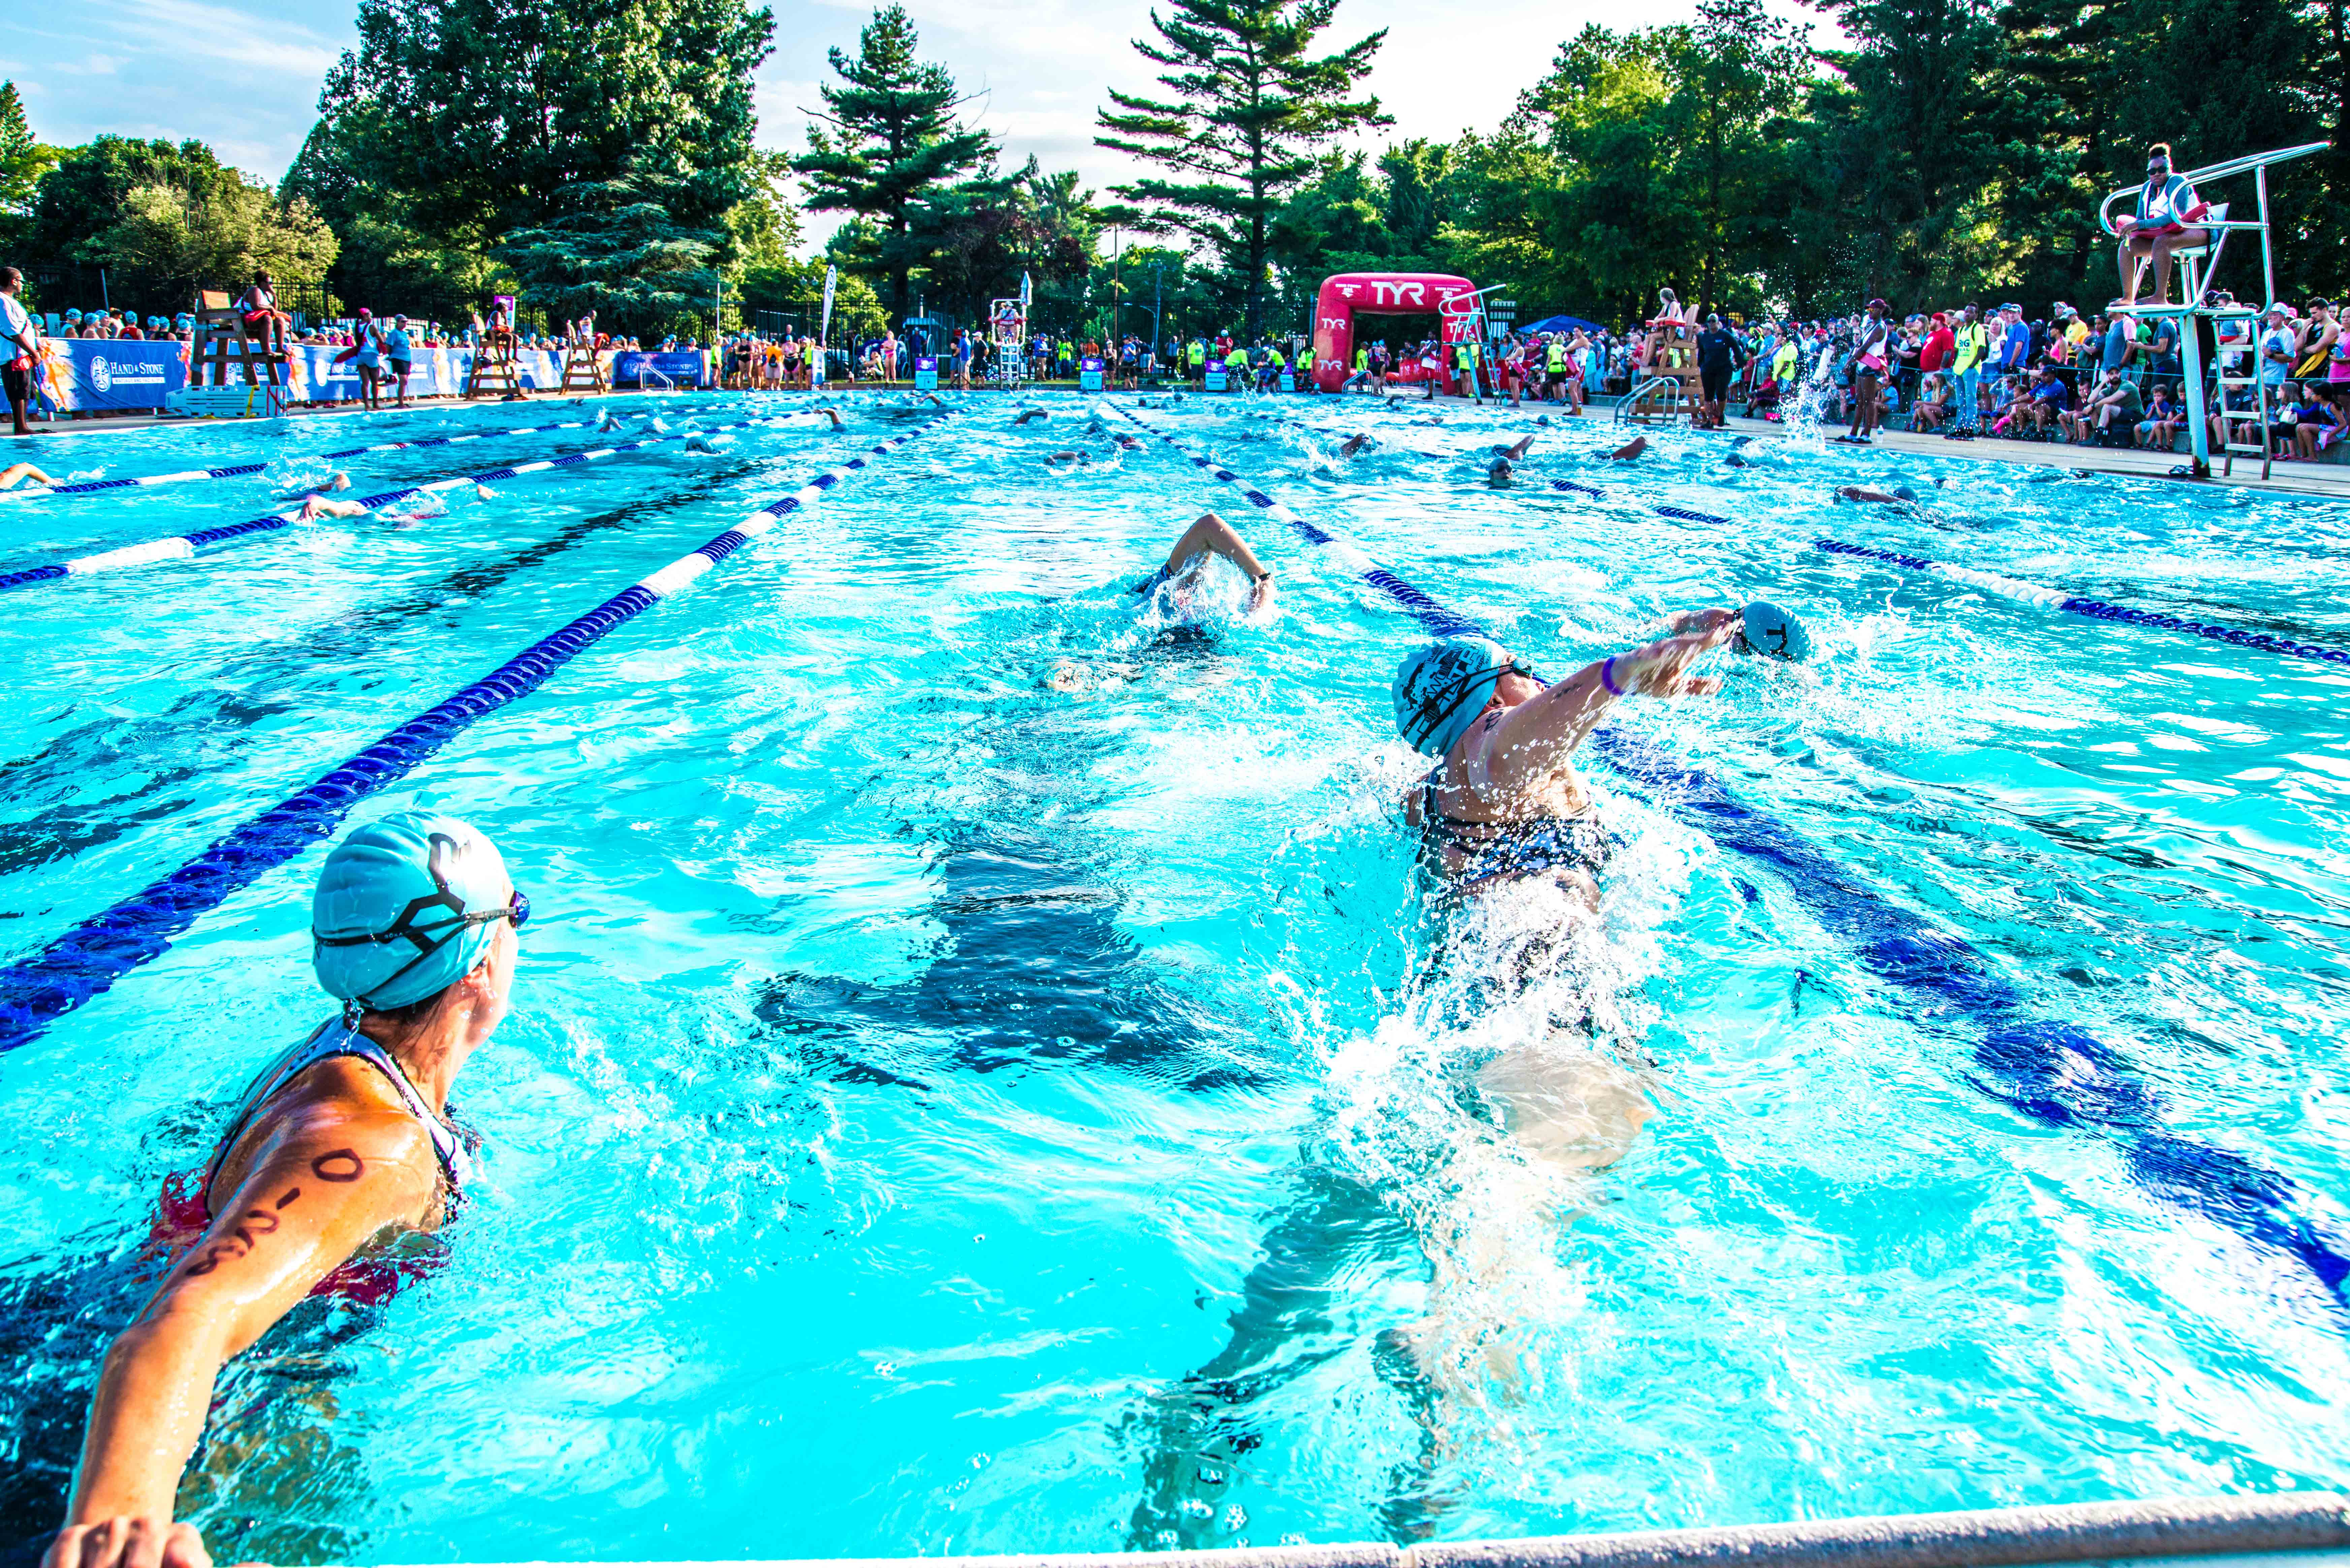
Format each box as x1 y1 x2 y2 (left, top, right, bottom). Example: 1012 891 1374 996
317 831 529 1012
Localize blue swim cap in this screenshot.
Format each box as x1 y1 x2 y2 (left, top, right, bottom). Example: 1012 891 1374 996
1738 600 1815 662
312 811 515 1011
1394 636 1515 756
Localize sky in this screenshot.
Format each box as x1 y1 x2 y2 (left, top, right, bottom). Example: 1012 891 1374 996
9 0 1830 249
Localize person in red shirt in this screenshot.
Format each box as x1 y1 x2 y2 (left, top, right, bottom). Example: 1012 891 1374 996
1920 312 1955 375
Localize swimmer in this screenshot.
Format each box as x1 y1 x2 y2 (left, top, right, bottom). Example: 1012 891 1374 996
293 495 369 521
1045 450 1094 467
472 482 499 502
595 409 624 433
1134 511 1277 621
684 432 719 453
273 470 350 499
46 814 523 1568
0 460 54 489
1834 484 1919 505
643 415 670 433
1607 436 1647 461
1338 433 1377 457
1012 407 1050 426
817 407 843 430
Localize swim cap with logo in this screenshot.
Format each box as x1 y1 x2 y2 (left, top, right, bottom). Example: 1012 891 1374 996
1394 637 1517 755
312 811 516 1011
1737 600 1815 663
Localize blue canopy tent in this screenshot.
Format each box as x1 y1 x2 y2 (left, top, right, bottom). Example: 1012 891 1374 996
1520 313 1606 335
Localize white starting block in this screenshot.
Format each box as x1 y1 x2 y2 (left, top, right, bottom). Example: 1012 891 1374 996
167 383 286 419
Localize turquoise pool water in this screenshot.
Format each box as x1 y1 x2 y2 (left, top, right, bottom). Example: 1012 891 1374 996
1 392 2346 1563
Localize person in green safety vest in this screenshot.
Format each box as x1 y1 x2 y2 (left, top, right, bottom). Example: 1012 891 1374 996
1543 335 1568 406
1187 337 1207 386
1222 344 1248 391
1454 338 1483 405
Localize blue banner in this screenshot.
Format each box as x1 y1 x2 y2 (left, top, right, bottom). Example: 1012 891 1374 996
27 340 589 413
611 350 710 389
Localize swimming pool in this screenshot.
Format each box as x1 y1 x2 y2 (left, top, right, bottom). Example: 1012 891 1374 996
2 391 2346 1563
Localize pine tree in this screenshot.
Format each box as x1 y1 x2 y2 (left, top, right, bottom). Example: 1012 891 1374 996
1097 0 1389 335
793 5 998 321
0 81 56 219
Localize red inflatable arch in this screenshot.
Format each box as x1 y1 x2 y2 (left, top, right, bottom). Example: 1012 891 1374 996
1310 271 1479 394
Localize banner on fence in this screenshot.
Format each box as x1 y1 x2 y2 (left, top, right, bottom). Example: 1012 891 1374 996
28 339 589 413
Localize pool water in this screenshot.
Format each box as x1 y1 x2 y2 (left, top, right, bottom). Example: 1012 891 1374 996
1 392 2347 1564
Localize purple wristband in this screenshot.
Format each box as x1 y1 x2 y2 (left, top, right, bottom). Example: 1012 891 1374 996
1601 656 1625 697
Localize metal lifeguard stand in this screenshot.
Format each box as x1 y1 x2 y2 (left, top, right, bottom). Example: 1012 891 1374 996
2098 139 2328 480
1437 286 1498 398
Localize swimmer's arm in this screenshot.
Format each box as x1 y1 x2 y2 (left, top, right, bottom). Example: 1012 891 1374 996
57 1110 435 1567
1480 627 1733 796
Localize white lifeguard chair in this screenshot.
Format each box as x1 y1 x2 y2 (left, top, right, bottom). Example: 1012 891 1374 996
2098 139 2328 480
988 297 1026 388
1437 286 1502 399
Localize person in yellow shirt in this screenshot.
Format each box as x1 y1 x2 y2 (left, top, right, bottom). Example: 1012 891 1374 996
1949 304 1988 433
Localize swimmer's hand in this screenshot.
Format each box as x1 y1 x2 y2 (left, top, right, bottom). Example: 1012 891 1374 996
1661 606 1740 639
43 1516 214 1568
1613 626 1733 698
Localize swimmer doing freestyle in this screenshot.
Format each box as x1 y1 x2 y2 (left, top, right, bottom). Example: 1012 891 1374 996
1390 602 1812 1172
45 814 525 1568
1049 512 1277 691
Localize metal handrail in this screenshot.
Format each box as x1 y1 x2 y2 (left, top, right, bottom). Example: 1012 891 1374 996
639 361 675 393
1614 373 1682 424
2097 139 2329 230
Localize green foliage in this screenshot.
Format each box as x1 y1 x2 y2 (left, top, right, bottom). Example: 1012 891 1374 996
794 4 1000 320
309 0 773 335
1097 0 1390 334
18 136 336 316
0 83 59 224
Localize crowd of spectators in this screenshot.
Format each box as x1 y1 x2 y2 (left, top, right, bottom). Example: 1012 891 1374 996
1696 298 2346 459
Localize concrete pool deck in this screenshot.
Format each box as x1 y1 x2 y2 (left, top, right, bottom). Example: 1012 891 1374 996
367 1494 2350 1568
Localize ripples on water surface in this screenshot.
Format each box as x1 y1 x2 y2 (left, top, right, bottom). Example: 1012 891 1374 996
1 393 2345 1562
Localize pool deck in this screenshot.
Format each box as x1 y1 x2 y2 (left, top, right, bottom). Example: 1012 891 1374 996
367 1494 2350 1568
16 387 2350 505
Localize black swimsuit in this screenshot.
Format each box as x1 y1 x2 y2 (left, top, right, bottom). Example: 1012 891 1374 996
1421 779 1614 892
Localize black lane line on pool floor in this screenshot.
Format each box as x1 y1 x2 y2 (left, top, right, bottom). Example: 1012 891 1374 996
0 410 832 595
0 459 787 883
0 411 960 1051
1113 398 2350 1314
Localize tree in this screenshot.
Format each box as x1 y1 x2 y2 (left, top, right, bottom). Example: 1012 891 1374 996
16 137 334 316
794 5 998 322
0 83 57 222
1097 0 1390 335
311 0 773 334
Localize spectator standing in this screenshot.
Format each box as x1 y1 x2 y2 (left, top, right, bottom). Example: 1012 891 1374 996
1694 313 1738 428
2258 306 2296 395
1949 304 1988 434
383 315 414 406
353 309 384 411
1 266 42 437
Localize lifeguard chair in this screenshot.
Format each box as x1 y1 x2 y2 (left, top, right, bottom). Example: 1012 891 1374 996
559 340 608 395
988 296 1026 388
1620 308 1700 424
189 289 286 390
2098 138 2329 478
464 294 528 400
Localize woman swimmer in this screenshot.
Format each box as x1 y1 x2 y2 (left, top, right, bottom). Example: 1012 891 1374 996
46 813 524 1568
1049 513 1278 692
1391 604 1811 1157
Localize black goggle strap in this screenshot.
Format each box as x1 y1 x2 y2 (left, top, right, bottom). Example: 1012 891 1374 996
314 833 483 1011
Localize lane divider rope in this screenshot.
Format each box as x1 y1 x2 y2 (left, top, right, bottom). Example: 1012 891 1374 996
1814 536 2350 667
1110 398 2350 1308
0 410 957 1050
0 399 863 500
1547 480 2345 667
0 411 818 595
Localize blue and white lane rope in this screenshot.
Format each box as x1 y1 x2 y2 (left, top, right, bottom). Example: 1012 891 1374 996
1111 399 2350 1308
1549 480 2350 668
0 411 814 595
1814 537 2350 668
0 401 843 501
0 411 957 1050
